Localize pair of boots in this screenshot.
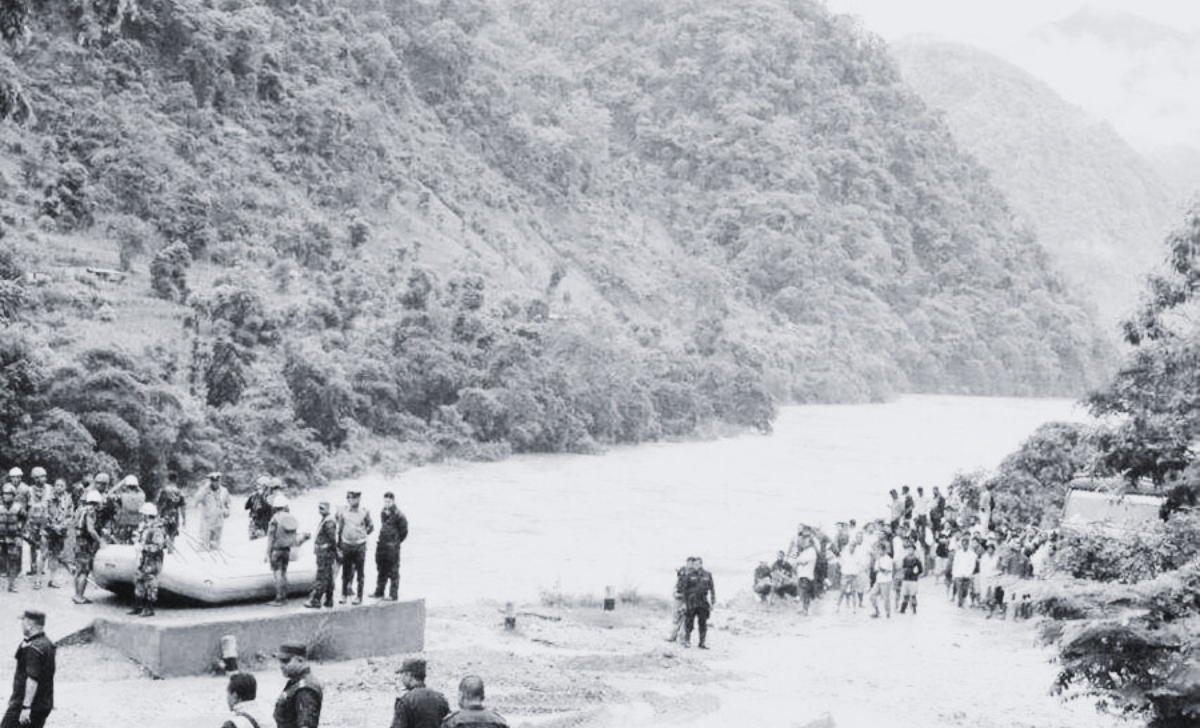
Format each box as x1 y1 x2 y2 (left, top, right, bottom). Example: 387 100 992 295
899 595 917 614
127 599 155 617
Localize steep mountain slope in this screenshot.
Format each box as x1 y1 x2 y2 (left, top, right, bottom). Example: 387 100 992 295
893 37 1180 325
0 0 1116 486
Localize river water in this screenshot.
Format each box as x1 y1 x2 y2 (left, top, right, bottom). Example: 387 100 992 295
318 394 1085 606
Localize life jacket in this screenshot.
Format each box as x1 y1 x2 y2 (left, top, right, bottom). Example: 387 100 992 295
272 512 299 550
0 503 21 540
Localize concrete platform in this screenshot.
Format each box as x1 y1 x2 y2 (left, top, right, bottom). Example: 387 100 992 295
92 598 425 677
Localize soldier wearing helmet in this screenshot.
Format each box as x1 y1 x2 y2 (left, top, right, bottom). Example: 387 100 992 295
23 469 50 588
43 478 73 589
72 489 106 604
110 474 146 544
0 484 24 593
129 502 166 617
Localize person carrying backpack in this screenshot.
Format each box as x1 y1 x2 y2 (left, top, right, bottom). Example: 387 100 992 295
265 495 309 606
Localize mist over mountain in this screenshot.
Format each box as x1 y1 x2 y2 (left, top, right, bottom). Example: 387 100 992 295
0 0 1117 484
893 38 1180 326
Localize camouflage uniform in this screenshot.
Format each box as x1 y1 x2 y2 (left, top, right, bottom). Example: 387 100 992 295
306 513 339 608
155 486 186 545
0 498 24 591
133 518 167 614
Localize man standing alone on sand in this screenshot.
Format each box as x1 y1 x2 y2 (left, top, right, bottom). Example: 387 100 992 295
373 492 407 601
683 557 715 649
1 610 54 728
390 658 450 728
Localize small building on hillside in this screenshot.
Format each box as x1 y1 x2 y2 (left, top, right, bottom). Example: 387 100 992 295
1061 478 1165 532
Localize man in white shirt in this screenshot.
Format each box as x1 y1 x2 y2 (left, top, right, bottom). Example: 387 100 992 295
869 542 893 619
950 535 978 608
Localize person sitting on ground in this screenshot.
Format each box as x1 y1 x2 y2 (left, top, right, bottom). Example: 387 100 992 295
220 672 265 728
391 657 450 728
753 561 773 603
770 552 797 602
441 676 508 728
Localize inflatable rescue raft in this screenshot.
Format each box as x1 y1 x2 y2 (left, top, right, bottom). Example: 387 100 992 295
92 533 318 604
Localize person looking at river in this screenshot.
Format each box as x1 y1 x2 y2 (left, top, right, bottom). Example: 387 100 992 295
682 557 715 649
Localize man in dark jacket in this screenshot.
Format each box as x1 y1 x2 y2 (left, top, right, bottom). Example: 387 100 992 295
1 610 54 728
441 676 507 728
373 492 408 601
273 642 322 728
683 556 716 649
390 658 449 728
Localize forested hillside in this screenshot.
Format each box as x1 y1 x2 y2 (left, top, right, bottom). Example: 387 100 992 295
893 38 1182 326
0 0 1116 489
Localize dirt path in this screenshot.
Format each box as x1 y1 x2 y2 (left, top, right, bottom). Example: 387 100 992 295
41 577 1122 728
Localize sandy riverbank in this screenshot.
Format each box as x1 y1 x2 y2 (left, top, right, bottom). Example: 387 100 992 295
19 577 1123 728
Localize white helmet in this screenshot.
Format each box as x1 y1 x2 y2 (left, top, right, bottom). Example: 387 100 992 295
122 474 139 487
272 494 289 509
85 489 104 504
30 467 46 478
8 467 21 478
139 503 158 517
94 473 110 485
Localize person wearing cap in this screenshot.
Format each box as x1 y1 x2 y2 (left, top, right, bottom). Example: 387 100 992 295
219 672 264 728
273 642 322 728
441 676 507 728
304 502 339 609
72 490 105 605
129 502 166 616
6 470 27 510
265 495 308 607
372 492 407 601
0 486 24 594
682 557 715 649
191 472 231 551
335 491 373 605
110 475 146 545
155 472 186 549
1 610 54 728
245 476 275 541
390 657 449 728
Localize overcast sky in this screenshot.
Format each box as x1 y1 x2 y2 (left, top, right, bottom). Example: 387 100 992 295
825 0 1200 46
824 0 1200 152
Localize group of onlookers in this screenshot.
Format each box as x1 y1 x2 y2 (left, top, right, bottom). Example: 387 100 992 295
753 484 1047 620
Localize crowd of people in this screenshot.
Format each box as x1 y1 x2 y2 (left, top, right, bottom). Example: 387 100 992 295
752 484 1054 620
0 465 411 617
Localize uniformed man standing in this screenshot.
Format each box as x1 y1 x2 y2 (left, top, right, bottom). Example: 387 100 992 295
154 472 186 549
273 642 322 728
304 502 339 609
682 556 715 650
72 490 105 605
390 657 449 728
0 610 54 728
336 491 373 605
245 477 275 540
24 469 48 583
191 472 231 551
0 486 25 593
129 503 166 617
372 492 407 601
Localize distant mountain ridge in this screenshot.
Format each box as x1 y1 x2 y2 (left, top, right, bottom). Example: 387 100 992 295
893 37 1180 326
0 0 1119 484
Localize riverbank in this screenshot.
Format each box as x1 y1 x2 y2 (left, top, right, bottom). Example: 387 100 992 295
46 582 1118 728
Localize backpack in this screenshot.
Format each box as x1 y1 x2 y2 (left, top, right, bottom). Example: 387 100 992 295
273 513 299 549
231 712 260 728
